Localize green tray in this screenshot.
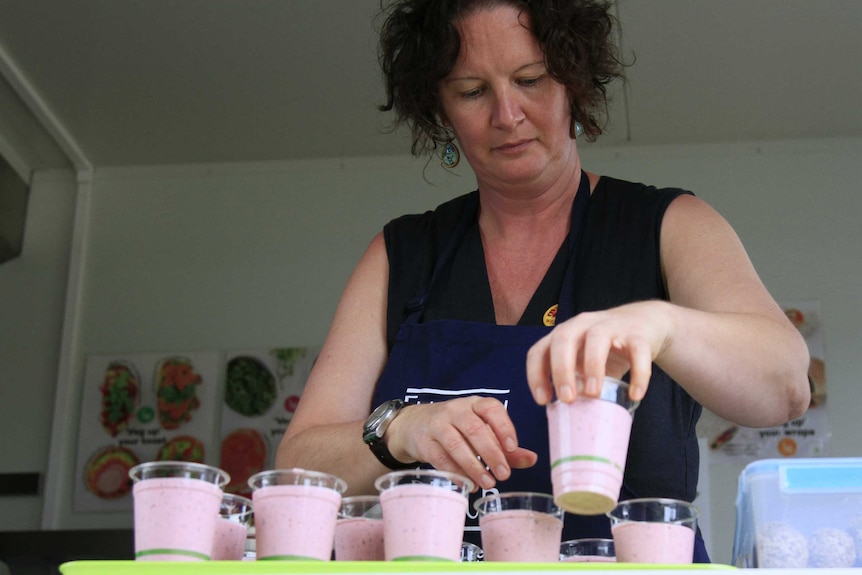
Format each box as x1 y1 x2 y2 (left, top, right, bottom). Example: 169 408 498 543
60 560 736 574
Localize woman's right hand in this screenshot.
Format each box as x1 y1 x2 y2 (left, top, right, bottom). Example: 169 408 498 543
384 396 538 491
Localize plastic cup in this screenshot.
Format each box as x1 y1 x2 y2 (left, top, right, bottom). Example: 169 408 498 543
129 461 229 561
460 541 483 562
211 492 254 560
334 495 385 561
607 498 698 564
249 468 347 561
474 492 564 562
375 469 474 561
560 538 616 562
547 376 639 515
243 525 256 561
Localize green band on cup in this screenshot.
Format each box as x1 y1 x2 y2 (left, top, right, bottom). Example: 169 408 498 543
257 555 323 561
392 556 455 562
551 454 623 472
135 548 210 560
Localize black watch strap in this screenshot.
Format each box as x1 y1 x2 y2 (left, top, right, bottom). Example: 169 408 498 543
363 400 417 470
367 438 417 470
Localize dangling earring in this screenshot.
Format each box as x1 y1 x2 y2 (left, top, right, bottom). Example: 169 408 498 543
440 141 460 168
574 121 584 139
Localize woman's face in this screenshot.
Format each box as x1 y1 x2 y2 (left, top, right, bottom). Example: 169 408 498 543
438 5 576 194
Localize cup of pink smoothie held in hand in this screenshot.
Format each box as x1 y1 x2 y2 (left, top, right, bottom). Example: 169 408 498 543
547 376 639 515
211 492 254 560
607 498 698 564
249 468 347 561
474 492 564 562
334 495 385 561
129 461 229 561
560 538 616 562
375 469 474 561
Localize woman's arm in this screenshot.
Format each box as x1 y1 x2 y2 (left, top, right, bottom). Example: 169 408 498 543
526 194 810 427
654 194 810 425
275 232 392 494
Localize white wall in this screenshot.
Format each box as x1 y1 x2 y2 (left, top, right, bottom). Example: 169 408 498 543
0 169 77 530
4 137 861 564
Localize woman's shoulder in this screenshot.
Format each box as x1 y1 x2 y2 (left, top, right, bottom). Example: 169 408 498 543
593 175 694 201
383 190 478 246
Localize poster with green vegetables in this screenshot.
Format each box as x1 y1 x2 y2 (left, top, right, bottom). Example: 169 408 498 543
218 346 320 495
75 351 220 512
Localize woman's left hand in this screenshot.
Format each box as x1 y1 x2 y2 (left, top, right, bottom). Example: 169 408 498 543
525 301 673 405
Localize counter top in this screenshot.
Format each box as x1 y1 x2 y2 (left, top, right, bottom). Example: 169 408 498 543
60 560 736 574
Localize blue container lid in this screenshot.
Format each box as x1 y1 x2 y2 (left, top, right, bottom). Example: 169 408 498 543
739 457 862 494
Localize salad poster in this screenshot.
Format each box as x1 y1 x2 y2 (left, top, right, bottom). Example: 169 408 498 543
218 347 319 496
74 346 319 512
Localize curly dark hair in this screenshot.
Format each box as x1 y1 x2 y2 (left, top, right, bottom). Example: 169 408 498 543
377 0 626 157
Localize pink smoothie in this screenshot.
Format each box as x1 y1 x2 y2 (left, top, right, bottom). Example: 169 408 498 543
252 484 341 561
211 517 248 560
548 397 633 515
132 477 223 561
479 509 563 562
334 517 385 561
612 521 695 563
379 484 467 561
563 555 617 562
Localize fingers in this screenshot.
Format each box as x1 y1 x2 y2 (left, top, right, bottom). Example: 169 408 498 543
525 338 554 405
400 397 535 491
525 305 661 404
625 335 652 401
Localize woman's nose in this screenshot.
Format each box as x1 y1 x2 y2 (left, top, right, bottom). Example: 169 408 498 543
491 88 525 129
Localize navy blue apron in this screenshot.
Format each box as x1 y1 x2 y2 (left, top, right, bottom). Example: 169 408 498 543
371 171 709 562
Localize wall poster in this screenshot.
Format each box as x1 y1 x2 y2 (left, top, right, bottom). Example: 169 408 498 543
74 346 319 512
696 300 829 463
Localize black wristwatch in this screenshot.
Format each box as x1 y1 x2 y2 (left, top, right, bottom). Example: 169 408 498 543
363 400 417 470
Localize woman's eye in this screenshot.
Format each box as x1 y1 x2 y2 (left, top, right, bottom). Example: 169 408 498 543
519 77 541 87
462 87 483 99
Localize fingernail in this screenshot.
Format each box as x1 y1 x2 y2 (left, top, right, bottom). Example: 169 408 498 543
559 384 574 402
586 377 599 395
481 473 495 489
495 465 509 481
504 437 517 452
534 387 548 405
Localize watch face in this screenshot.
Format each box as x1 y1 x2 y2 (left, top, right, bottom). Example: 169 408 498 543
363 400 401 442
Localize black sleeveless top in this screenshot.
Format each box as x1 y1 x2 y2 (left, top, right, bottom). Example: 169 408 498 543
383 176 702 503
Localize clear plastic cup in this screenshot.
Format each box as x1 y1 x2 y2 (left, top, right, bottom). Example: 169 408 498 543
334 495 385 561
560 538 616 562
474 492 564 562
249 468 347 561
375 469 474 561
607 497 698 564
212 492 254 560
547 376 639 515
129 461 229 561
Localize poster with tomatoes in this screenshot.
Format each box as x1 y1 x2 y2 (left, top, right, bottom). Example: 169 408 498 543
696 300 830 463
219 346 320 495
74 351 220 511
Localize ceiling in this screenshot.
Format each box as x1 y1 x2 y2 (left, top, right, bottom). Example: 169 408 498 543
1 0 861 172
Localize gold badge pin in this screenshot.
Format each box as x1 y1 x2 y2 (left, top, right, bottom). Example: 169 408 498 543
543 304 558 327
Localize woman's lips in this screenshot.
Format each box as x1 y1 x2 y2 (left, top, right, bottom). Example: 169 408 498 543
493 139 533 154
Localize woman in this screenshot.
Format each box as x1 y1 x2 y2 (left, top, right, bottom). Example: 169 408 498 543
276 0 810 559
